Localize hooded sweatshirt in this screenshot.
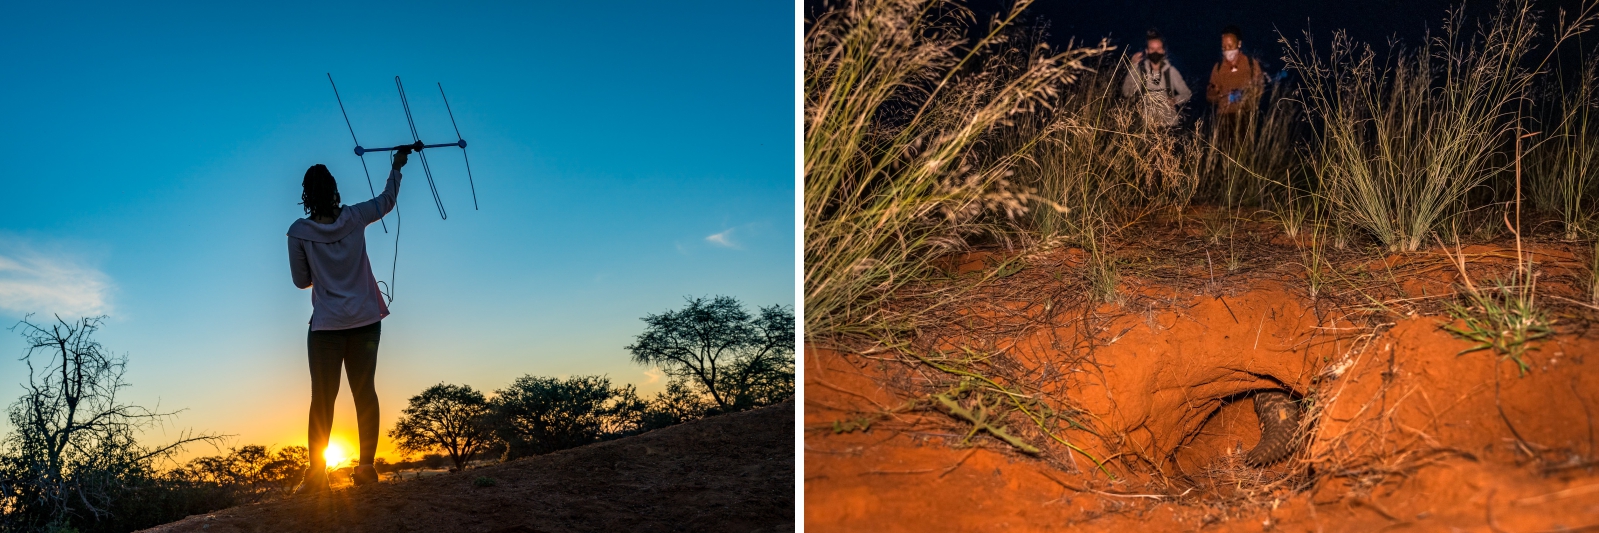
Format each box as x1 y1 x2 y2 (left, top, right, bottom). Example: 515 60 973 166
287 168 401 331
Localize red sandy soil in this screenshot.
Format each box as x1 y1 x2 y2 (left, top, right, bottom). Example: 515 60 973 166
805 235 1599 532
141 401 794 533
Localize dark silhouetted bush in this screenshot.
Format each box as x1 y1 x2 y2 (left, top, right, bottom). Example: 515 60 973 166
489 375 646 459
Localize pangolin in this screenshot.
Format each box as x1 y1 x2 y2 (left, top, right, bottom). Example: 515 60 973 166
1244 390 1301 466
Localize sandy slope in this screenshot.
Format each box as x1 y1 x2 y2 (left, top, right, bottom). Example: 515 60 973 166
141 401 794 533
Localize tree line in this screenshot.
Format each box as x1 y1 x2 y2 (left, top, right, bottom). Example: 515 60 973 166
391 296 794 470
0 295 792 533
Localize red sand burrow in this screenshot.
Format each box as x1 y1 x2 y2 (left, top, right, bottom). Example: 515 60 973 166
899 283 1343 475
1064 284 1332 475
805 283 1599 531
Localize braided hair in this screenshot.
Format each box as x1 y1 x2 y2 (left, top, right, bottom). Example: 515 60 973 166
301 164 342 220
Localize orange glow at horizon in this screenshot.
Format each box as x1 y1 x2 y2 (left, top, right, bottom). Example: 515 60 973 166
323 441 350 468
161 363 674 466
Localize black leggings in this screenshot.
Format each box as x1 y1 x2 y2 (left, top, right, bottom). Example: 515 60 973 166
306 320 381 466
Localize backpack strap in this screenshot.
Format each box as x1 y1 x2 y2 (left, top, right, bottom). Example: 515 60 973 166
1135 61 1146 96
1141 61 1156 95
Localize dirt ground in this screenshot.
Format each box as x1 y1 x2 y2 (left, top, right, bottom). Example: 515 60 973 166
805 215 1599 532
141 401 794 533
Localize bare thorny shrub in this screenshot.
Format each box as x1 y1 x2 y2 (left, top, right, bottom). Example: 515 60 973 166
0 316 221 532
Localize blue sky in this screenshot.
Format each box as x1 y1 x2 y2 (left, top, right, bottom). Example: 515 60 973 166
0 1 794 460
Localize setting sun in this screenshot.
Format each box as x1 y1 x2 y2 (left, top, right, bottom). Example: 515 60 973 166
322 442 349 468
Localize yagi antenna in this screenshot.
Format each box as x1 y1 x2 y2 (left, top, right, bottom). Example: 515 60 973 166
325 73 477 221
325 73 478 305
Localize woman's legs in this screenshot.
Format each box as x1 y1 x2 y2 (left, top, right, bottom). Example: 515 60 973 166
304 321 382 489
344 321 381 465
305 328 348 478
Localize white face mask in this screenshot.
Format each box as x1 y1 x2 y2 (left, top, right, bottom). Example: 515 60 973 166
1224 49 1239 62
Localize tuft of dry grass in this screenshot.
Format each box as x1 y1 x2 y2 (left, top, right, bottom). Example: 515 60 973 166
1590 240 1599 305
910 348 1114 477
1281 0 1597 252
1198 85 1302 211
803 0 1107 338
1530 58 1599 241
1435 212 1553 375
1017 57 1202 247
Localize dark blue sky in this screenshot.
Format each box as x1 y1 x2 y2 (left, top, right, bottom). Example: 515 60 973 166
0 1 793 459
805 0 1594 116
1012 0 1589 84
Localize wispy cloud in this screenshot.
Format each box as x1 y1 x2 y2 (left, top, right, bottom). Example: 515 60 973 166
0 244 113 318
642 367 663 385
705 228 738 248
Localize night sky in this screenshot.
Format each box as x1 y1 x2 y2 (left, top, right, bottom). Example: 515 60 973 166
808 0 1596 116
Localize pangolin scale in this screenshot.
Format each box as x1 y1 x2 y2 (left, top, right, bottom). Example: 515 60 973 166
1244 390 1301 466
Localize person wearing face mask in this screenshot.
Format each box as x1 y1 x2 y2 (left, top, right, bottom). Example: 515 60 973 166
1206 25 1265 118
1121 29 1191 129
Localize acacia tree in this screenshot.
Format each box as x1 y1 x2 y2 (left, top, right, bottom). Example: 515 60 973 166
625 296 795 413
388 384 495 472
0 315 218 531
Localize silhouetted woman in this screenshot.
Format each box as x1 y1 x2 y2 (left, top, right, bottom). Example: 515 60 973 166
286 148 408 493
